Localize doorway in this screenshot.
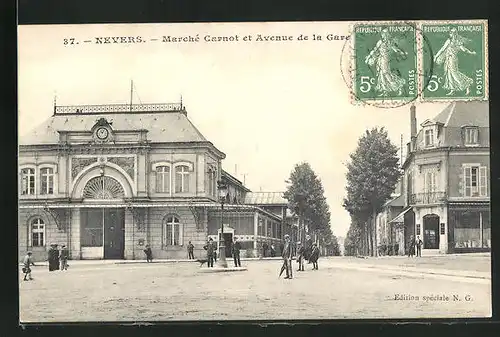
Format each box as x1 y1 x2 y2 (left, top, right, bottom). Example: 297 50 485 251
423 214 440 249
223 233 233 258
81 208 125 259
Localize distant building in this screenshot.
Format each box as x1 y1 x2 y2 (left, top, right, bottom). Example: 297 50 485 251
18 102 294 261
381 102 490 255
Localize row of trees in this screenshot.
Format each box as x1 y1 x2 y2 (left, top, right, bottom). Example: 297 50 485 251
342 128 401 257
283 162 340 256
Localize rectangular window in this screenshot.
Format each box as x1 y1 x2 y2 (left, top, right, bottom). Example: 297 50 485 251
40 168 54 195
464 127 479 145
425 171 436 193
21 168 35 195
175 166 190 193
258 218 264 236
267 220 272 238
453 211 481 248
440 223 445 235
464 166 488 197
424 128 434 147
416 224 421 235
156 166 170 193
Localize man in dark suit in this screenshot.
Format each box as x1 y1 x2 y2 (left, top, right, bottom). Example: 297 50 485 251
232 237 241 267
310 243 320 270
282 234 293 279
203 238 216 267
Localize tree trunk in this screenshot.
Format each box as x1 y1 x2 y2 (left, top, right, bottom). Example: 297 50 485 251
373 208 378 257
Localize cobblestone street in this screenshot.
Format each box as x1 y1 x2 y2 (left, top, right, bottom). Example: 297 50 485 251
19 256 491 322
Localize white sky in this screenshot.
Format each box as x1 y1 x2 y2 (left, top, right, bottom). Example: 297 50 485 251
18 22 449 237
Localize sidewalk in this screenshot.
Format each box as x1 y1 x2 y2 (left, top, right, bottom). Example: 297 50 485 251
325 260 491 280
20 256 283 267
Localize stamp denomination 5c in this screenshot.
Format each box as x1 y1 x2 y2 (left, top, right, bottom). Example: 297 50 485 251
421 20 488 101
352 23 418 103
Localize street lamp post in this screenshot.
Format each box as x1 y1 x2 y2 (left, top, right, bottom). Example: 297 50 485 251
217 181 228 268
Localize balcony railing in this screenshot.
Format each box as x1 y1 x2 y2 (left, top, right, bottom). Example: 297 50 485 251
410 192 447 205
54 103 183 114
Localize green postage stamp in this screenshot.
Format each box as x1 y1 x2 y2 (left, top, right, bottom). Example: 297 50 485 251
421 20 488 101
352 22 418 104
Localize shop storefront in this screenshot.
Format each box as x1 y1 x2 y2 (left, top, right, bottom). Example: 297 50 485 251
448 202 491 253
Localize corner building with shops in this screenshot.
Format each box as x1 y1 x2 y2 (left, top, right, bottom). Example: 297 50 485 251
19 102 297 261
386 101 490 254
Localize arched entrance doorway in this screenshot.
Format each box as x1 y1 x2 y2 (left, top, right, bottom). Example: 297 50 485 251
423 214 440 249
81 176 126 259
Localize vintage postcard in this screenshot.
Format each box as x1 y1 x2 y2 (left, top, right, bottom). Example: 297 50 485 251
18 21 491 322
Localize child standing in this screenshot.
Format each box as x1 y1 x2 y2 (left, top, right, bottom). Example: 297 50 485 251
59 245 69 270
22 251 35 281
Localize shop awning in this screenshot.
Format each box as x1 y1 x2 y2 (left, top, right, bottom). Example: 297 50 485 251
389 207 413 224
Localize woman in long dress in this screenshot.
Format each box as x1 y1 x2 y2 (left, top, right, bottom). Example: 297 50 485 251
364 28 407 97
433 28 476 96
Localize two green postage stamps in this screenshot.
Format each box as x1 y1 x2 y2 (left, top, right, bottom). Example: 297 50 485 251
352 20 487 104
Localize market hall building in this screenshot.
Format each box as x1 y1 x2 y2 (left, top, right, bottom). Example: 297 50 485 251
18 102 296 261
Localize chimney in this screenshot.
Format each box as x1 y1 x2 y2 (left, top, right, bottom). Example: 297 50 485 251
410 104 417 151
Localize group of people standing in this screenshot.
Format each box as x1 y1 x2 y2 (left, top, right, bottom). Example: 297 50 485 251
21 243 69 281
407 235 423 257
281 234 320 279
203 237 242 268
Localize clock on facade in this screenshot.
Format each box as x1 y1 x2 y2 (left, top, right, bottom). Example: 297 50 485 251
96 127 109 140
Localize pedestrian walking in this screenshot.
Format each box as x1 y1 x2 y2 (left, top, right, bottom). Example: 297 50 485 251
143 244 153 262
281 234 293 279
22 251 35 281
296 242 305 271
416 236 423 257
232 237 241 267
187 241 195 259
270 244 276 257
310 243 320 270
59 245 69 271
203 238 215 268
48 244 60 271
407 235 416 258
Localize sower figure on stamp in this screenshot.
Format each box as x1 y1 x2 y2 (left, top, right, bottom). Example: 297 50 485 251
282 234 293 279
433 28 476 96
415 236 423 257
296 242 305 271
365 28 407 97
203 238 215 268
187 241 195 260
407 235 416 258
310 243 320 270
22 251 35 281
59 245 69 271
232 237 241 267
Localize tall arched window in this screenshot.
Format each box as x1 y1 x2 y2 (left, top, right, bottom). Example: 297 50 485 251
31 218 45 247
40 167 54 195
21 168 35 195
163 215 183 246
175 165 190 193
156 166 171 193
